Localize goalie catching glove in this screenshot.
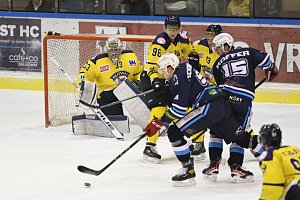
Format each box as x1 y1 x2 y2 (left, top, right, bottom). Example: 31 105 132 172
265 63 279 81
143 117 168 137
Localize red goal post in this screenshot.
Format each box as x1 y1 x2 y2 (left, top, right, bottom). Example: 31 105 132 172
43 34 155 127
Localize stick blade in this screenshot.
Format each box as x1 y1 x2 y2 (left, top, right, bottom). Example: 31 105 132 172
77 165 101 176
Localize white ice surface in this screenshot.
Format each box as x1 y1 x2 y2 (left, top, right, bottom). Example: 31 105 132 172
0 89 300 200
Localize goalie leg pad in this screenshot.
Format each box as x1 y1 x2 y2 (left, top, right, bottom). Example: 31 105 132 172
113 79 151 128
72 114 130 138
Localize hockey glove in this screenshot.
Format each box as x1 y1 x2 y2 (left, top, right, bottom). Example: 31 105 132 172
151 78 166 94
143 117 166 137
188 51 200 70
265 63 279 81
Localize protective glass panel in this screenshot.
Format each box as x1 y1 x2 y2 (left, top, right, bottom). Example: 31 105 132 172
12 0 55 12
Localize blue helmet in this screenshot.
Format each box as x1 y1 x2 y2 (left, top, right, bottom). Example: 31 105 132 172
259 123 282 147
164 15 181 28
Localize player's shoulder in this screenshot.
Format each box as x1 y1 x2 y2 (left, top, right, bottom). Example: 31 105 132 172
175 34 191 44
276 145 300 155
176 63 191 77
152 32 168 45
151 32 170 49
121 49 135 55
259 146 293 162
198 38 209 47
90 53 109 64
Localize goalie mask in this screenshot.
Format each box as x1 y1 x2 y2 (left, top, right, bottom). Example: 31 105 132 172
212 33 234 54
157 53 179 80
259 123 282 147
105 36 123 64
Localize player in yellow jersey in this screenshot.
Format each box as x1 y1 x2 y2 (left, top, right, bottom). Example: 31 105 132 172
78 36 143 115
258 123 300 200
139 15 193 163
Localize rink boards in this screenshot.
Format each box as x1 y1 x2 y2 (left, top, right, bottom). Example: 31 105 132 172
0 76 299 104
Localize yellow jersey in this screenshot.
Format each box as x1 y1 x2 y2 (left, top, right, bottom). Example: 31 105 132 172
145 32 193 81
227 0 250 17
193 38 220 84
259 146 300 200
78 50 143 97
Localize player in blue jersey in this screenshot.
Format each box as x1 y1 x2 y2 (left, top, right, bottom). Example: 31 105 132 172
205 33 278 182
143 53 264 186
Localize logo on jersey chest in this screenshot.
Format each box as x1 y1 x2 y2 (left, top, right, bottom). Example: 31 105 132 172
157 37 166 44
128 60 137 66
111 71 130 85
99 65 110 72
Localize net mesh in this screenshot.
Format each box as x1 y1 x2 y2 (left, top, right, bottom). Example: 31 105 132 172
44 34 154 127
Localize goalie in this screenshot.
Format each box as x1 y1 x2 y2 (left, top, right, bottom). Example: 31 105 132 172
73 36 143 137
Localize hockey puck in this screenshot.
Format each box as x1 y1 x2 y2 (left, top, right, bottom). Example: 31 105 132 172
84 182 91 187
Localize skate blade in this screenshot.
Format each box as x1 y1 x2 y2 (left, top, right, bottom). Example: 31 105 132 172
203 173 218 182
142 155 160 164
232 175 254 183
172 178 196 187
192 153 206 161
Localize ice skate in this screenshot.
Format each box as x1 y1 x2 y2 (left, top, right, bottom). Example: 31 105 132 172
230 164 254 183
142 145 161 164
202 158 221 182
172 162 196 187
190 141 206 161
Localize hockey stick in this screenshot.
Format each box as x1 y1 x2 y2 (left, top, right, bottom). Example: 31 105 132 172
51 57 124 140
78 131 148 176
255 78 266 89
79 88 154 110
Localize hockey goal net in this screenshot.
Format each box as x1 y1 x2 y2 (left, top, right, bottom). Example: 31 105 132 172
44 34 154 127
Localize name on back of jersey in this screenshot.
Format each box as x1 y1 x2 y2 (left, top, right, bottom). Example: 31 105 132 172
216 50 250 68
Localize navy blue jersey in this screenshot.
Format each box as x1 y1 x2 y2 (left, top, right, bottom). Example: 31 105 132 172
162 62 224 123
213 47 272 101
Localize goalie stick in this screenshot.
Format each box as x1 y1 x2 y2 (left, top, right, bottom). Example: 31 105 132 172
79 88 154 110
78 131 148 176
51 57 124 140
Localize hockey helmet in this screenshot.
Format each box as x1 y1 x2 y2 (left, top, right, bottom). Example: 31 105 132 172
104 36 123 64
212 33 234 53
205 24 223 37
259 123 282 147
157 53 179 79
164 15 181 29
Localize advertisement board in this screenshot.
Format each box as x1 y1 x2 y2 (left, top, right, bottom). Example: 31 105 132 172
0 18 41 72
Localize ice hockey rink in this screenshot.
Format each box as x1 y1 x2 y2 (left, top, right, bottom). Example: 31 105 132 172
1 89 300 200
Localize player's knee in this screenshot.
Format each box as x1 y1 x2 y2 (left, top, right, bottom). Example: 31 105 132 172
235 133 251 148
167 125 183 145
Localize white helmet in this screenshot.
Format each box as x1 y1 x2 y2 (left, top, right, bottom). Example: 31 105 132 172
104 36 123 64
212 33 234 52
157 53 179 75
